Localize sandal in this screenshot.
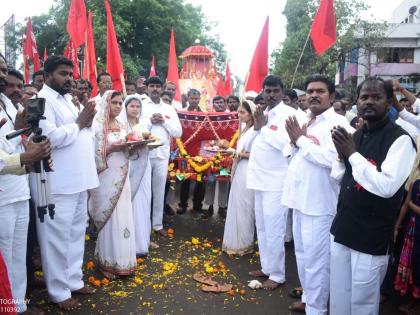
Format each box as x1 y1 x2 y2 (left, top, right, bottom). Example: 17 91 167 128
201 283 233 293
289 287 303 299
193 272 217 286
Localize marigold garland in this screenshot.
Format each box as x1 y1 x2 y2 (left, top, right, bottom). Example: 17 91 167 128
171 131 238 178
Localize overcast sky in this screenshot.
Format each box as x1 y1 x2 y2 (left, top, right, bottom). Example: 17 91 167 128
1 0 407 78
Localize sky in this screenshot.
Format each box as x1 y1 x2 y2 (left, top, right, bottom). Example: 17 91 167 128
0 0 407 78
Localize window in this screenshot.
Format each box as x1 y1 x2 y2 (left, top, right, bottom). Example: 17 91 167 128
377 48 414 63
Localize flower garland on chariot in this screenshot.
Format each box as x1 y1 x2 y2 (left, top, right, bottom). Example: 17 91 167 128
167 130 239 184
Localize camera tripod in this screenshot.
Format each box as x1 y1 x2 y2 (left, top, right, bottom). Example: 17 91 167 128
6 98 55 222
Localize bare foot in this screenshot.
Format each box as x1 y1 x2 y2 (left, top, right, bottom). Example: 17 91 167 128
248 269 268 278
56 298 81 311
262 279 283 290
149 241 159 249
72 285 97 295
288 301 306 313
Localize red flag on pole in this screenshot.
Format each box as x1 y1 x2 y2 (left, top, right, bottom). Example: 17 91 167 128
105 0 125 92
224 63 232 96
24 18 41 72
310 0 336 55
149 56 156 77
244 16 269 93
67 0 87 48
21 34 30 84
167 29 181 102
43 48 48 62
64 40 80 80
216 74 225 97
83 10 98 96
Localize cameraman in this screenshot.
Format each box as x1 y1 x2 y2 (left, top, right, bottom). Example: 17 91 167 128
0 53 51 315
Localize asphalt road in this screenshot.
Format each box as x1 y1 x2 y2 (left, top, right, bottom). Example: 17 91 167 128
29 210 403 315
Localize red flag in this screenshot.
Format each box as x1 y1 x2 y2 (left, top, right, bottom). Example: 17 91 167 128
21 34 30 84
224 63 232 96
216 74 225 97
167 29 181 102
149 55 156 77
66 0 87 48
244 16 268 93
105 0 125 91
43 47 48 62
64 40 80 80
24 18 41 72
310 0 336 55
83 11 98 96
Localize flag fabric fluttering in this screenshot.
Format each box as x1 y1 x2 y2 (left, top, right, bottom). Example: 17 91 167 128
166 29 181 102
310 0 336 55
224 63 232 96
149 55 156 77
105 0 125 92
83 10 98 96
216 74 225 97
24 18 41 72
64 40 80 80
21 34 30 83
244 16 269 93
67 0 87 48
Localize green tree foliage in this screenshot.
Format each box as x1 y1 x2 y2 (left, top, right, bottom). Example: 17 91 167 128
271 0 384 90
11 0 226 79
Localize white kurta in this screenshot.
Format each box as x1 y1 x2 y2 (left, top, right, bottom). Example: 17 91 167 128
330 133 416 315
222 127 257 255
282 107 353 315
0 94 30 312
247 103 300 284
35 84 99 303
142 99 182 231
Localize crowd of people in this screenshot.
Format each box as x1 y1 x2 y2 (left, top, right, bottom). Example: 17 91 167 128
0 51 420 315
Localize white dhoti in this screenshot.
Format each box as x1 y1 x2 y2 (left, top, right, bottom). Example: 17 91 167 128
293 210 333 315
254 190 288 283
0 200 29 312
330 237 389 315
36 191 88 303
133 161 152 255
150 157 169 231
204 181 229 208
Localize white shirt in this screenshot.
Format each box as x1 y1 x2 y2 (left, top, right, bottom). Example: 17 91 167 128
142 98 182 160
395 118 418 141
39 84 99 194
91 93 103 110
172 100 183 111
331 135 416 198
0 94 29 206
282 107 354 216
247 102 301 191
398 100 420 129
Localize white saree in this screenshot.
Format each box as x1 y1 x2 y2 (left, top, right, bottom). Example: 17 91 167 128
222 126 258 256
119 95 152 256
89 91 137 277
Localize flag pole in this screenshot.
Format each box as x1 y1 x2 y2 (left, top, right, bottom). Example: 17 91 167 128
290 30 311 89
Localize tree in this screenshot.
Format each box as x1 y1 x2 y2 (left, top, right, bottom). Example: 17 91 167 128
271 0 384 92
9 0 226 80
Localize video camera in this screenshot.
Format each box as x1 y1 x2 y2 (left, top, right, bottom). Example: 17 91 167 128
6 97 55 222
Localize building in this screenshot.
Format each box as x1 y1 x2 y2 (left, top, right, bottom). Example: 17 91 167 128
340 0 420 92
